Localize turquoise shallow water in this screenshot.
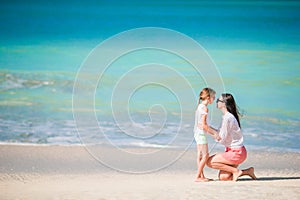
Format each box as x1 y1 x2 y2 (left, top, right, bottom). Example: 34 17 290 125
0 0 299 152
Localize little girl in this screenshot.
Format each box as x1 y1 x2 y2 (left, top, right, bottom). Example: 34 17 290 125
194 87 220 182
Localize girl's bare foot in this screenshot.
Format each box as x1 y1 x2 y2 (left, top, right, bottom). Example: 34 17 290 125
195 177 212 182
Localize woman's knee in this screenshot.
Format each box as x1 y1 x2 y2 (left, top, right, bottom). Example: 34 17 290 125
219 172 232 181
206 156 213 168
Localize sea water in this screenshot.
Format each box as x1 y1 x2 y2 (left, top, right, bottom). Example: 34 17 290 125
0 0 299 152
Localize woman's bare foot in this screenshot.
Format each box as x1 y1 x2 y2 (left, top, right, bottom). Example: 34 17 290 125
232 167 257 181
244 167 257 180
195 177 212 182
232 170 243 181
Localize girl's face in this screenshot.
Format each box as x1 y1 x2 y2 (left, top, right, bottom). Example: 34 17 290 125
208 94 216 104
216 95 226 109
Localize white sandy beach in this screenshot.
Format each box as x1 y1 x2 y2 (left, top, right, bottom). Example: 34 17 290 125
1 144 299 200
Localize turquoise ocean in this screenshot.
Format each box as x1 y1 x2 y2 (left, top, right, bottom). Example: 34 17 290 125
0 0 299 152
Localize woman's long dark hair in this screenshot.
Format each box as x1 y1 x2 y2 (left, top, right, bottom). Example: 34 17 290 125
221 93 241 128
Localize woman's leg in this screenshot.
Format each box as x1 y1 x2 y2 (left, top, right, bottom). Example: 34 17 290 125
239 167 257 180
219 168 236 181
218 167 257 181
217 168 257 181
207 154 242 181
207 154 257 181
219 170 232 181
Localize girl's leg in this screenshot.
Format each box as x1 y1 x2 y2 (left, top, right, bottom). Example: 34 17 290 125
195 144 209 182
195 144 202 180
196 144 202 173
196 144 202 169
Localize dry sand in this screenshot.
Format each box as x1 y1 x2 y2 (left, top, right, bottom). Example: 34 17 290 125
0 144 299 199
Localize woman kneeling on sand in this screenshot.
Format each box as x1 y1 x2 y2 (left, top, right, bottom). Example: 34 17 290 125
206 93 257 181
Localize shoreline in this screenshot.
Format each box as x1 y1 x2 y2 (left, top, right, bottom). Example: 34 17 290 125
0 142 300 154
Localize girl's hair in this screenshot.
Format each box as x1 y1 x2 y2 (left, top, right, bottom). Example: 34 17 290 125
221 93 241 128
198 87 216 105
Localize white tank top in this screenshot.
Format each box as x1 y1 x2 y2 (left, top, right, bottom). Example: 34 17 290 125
193 104 209 134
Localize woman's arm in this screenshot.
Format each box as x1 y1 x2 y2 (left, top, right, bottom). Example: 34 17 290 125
218 117 231 145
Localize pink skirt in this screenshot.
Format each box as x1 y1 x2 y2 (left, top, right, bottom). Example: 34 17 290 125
221 146 247 165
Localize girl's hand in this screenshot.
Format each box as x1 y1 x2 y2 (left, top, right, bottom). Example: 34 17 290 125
214 134 221 141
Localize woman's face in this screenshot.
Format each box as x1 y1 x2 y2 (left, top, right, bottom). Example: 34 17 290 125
216 96 225 109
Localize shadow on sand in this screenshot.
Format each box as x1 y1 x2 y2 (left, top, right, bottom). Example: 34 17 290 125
239 177 300 181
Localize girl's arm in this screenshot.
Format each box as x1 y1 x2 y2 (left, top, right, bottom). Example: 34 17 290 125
198 108 221 141
207 126 221 141
201 109 209 132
